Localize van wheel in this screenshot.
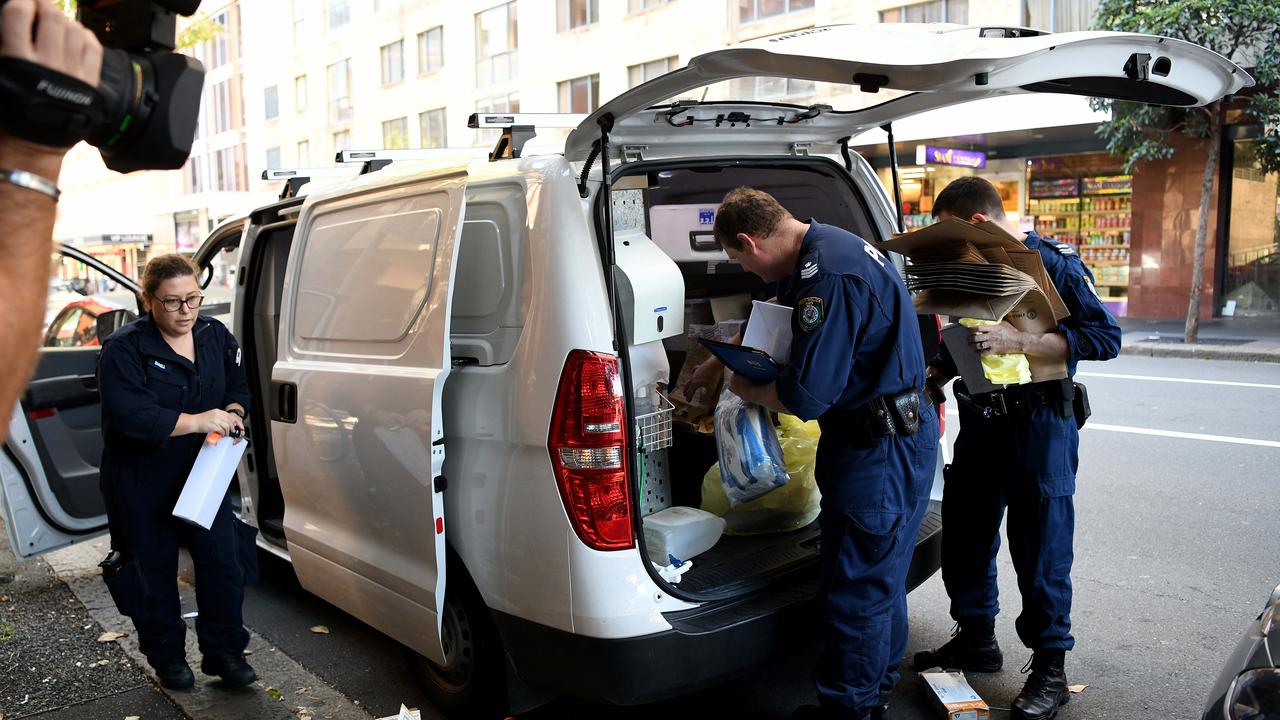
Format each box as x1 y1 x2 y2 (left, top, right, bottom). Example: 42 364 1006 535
412 582 508 719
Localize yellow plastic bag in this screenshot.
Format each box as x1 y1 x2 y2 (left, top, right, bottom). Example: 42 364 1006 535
958 317 1031 385
700 414 822 535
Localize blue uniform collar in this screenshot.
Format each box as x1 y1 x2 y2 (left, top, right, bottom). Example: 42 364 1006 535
134 314 214 373
779 219 822 299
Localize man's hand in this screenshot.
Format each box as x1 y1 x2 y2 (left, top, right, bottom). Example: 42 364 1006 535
728 374 790 415
968 321 1025 356
685 356 725 405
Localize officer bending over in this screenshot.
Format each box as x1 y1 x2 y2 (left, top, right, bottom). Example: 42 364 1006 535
97 254 257 690
713 187 939 720
913 177 1121 720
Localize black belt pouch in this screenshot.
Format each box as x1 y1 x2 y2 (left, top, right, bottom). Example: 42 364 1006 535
235 519 261 585
890 391 922 436
1072 381 1092 429
99 551 148 619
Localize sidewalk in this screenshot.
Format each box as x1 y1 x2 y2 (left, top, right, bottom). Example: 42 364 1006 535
1119 316 1280 363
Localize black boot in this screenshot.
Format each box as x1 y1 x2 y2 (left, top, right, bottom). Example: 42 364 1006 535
153 658 194 690
912 618 1003 672
1011 650 1069 720
201 653 257 687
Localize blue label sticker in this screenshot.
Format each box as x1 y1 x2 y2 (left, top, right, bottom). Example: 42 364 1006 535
654 306 668 313
698 209 715 225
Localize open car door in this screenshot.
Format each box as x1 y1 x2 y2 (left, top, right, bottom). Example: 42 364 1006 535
565 23 1253 163
1 246 141 558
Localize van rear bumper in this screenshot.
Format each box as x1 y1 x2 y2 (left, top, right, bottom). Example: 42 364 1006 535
494 501 943 707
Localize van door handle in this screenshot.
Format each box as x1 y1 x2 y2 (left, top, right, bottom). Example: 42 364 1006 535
272 381 297 423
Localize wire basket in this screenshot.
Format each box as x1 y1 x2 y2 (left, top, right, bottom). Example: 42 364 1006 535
635 393 675 452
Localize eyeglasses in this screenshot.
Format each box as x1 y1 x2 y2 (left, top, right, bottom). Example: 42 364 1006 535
156 294 204 312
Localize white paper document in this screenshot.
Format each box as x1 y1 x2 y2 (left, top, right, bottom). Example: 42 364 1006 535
173 435 248 529
741 300 793 363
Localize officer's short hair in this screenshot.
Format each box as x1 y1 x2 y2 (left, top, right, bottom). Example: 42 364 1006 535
932 177 1007 221
142 254 200 297
714 187 790 251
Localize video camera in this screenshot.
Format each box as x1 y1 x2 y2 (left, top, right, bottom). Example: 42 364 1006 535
0 0 205 173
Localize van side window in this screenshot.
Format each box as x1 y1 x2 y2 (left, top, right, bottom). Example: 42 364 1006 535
450 183 528 366
294 196 445 345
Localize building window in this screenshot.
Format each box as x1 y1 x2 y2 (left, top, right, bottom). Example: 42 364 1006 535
210 12 229 67
1023 0 1097 32
628 0 670 12
739 0 814 23
292 1 305 45
419 108 447 148
731 76 816 102
264 85 279 120
475 93 519 143
328 58 352 124
328 0 350 30
210 80 232 133
295 75 308 112
187 154 207 194
475 2 518 87
557 0 597 31
214 146 242 192
382 117 409 149
558 75 599 113
417 26 443 73
266 146 281 170
880 0 968 23
381 40 405 85
333 130 350 155
628 56 677 88
297 140 311 166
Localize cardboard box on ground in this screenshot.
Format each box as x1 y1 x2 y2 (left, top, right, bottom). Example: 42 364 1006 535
881 219 1071 383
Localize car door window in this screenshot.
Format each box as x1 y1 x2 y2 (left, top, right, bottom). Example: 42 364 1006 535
46 308 84 347
201 242 241 325
46 254 141 347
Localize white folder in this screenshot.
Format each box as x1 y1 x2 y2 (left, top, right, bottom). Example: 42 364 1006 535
173 435 248 529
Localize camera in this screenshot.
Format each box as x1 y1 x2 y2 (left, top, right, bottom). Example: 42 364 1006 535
0 0 205 173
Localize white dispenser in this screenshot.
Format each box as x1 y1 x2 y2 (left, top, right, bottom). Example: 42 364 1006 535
615 228 685 345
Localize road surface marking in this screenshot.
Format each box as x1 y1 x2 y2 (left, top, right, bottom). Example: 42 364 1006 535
941 409 1280 448
1076 371 1280 391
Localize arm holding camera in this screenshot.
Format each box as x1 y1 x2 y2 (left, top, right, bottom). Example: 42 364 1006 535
0 0 101 441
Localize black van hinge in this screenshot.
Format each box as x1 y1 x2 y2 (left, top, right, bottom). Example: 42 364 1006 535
621 144 647 163
1124 52 1152 82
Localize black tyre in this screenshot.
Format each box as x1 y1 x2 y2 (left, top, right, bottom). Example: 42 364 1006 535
412 576 509 719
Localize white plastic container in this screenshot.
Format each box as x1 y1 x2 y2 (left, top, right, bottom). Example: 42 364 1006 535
642 506 726 565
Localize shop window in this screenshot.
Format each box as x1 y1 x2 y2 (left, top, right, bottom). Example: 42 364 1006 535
382 117 409 149
880 0 968 23
418 26 444 73
381 40 405 85
558 75 599 113
628 56 677 88
1222 139 1280 317
739 0 815 24
558 0 597 31
1023 0 1098 32
419 108 447 148
476 2 518 87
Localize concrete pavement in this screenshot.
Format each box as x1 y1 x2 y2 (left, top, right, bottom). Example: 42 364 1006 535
1119 316 1280 362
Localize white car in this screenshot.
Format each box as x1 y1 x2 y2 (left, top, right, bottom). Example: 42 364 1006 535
2 24 1250 718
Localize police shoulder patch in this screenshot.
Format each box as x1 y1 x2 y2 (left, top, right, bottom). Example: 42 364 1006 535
798 296 824 333
800 258 819 280
1051 241 1076 256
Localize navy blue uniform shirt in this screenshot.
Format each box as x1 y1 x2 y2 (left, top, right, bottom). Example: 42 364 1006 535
933 230 1122 377
98 314 251 476
774 221 927 420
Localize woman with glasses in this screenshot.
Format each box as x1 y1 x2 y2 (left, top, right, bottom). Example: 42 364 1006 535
96 254 257 690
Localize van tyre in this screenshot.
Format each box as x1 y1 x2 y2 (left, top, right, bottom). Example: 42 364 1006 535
411 578 508 719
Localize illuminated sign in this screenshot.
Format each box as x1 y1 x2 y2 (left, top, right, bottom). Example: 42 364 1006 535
924 145 987 169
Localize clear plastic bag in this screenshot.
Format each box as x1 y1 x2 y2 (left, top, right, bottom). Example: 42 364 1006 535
712 382 790 506
702 413 822 534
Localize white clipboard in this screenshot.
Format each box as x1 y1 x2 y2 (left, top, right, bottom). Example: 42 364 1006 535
173 434 248 529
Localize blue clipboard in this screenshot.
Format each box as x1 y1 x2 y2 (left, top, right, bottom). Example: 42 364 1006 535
698 338 783 384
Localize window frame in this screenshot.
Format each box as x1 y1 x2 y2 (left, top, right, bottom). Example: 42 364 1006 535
417 26 444 74
381 39 406 86
739 0 815 24
557 0 598 32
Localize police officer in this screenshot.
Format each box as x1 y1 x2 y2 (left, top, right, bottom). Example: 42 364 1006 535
713 187 939 720
97 254 257 690
912 177 1121 720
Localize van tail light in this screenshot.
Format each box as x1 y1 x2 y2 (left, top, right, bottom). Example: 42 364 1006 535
548 350 634 551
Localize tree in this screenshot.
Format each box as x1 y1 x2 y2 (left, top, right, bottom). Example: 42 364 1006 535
52 0 222 50
1091 0 1280 343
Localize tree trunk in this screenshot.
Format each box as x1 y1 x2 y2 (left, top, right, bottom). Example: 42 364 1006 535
1184 101 1222 344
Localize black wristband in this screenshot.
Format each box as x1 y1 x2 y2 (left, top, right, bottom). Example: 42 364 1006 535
226 407 246 419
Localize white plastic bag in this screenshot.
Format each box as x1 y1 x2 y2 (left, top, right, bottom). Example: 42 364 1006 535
713 381 789 506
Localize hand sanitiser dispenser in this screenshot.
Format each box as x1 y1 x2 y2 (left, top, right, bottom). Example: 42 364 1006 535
614 227 685 345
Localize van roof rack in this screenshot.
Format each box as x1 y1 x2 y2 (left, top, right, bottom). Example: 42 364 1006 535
334 148 469 174
262 166 363 199
467 113 586 162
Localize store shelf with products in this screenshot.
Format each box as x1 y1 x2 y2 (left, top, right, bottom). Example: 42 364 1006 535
1077 175 1132 300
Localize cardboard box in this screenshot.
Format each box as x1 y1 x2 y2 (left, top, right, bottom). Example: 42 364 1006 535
671 320 742 432
920 670 991 720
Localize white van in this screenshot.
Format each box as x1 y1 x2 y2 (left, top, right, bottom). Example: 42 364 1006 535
2 24 1249 717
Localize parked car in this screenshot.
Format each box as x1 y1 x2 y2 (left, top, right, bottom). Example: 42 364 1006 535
1201 582 1280 720
43 296 129 348
1 24 1250 718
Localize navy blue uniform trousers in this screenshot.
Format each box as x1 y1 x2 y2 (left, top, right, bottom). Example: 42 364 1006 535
941 392 1077 651
815 407 938 712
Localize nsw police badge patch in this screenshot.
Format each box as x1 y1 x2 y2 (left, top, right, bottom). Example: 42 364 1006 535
799 296 824 333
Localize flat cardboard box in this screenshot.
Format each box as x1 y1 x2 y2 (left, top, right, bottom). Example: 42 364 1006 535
920 670 991 720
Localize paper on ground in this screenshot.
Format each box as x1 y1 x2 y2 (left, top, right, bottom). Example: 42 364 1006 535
173 436 248 529
742 300 793 363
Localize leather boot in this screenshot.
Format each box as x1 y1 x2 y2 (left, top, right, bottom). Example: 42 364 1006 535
153 658 194 690
201 653 258 687
1011 650 1070 720
912 618 1003 672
